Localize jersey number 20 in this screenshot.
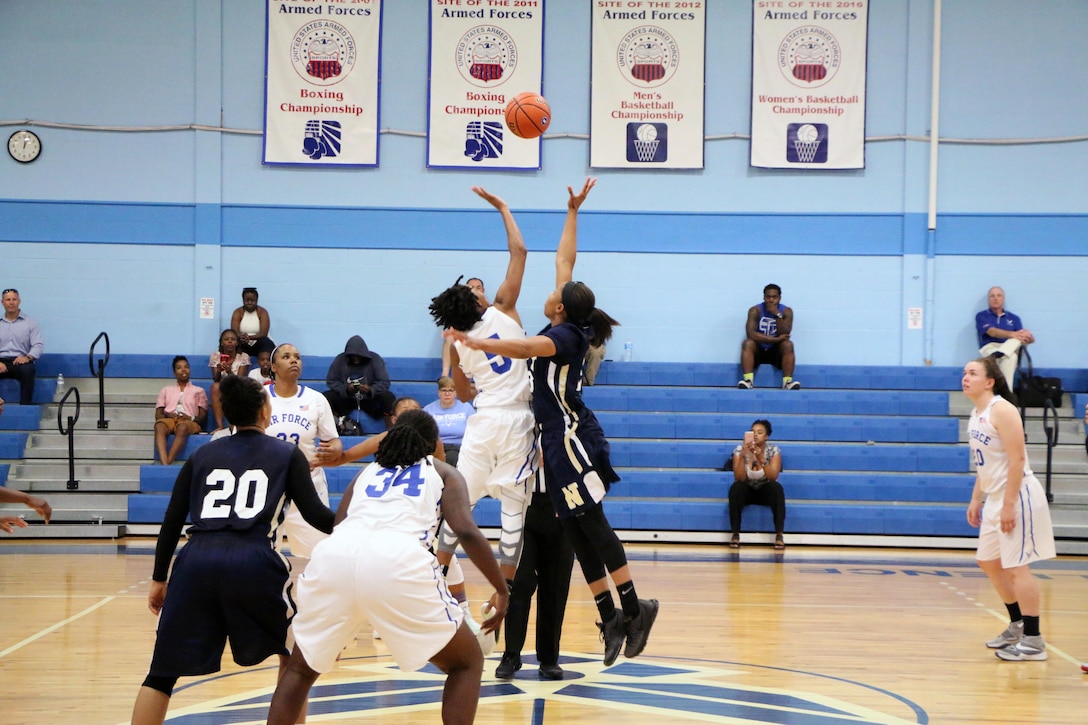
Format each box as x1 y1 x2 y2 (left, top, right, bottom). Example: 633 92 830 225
201 469 270 520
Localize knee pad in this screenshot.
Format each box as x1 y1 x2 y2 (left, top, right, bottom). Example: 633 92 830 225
445 555 465 587
141 673 178 696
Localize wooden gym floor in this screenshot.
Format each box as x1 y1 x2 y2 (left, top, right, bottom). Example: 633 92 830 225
2 539 1087 724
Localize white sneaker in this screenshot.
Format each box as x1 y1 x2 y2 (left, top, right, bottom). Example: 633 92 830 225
737 379 753 389
986 620 1023 649
995 634 1047 661
783 380 801 390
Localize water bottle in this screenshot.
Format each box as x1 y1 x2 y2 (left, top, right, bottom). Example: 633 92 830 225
55 373 65 401
622 341 633 362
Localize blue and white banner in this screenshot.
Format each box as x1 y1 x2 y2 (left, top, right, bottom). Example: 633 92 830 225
590 2 706 169
427 1 545 170
264 0 382 166
750 0 868 169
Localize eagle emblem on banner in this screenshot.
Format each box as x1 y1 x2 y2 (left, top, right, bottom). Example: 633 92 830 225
291 21 357 85
777 26 841 88
456 26 517 87
617 27 679 88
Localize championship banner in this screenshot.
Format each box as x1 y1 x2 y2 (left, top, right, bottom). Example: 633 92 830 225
590 2 706 169
750 0 868 169
264 0 382 166
427 1 545 169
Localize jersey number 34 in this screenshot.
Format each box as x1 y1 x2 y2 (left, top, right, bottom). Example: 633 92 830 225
365 465 425 498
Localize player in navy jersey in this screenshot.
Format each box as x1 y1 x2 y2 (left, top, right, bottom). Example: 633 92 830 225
130 375 335 725
446 178 658 667
267 410 508 725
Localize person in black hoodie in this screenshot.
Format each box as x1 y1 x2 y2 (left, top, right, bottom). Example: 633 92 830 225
322 335 396 430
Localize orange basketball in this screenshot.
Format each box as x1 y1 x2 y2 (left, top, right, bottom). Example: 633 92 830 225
504 92 551 139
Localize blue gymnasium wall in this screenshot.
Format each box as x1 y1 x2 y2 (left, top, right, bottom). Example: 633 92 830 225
0 1 1085 369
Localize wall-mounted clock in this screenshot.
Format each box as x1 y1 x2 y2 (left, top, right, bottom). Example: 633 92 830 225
8 130 41 163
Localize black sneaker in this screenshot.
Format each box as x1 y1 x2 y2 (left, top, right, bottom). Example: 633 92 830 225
495 652 521 680
538 663 564 680
597 610 626 666
623 599 659 659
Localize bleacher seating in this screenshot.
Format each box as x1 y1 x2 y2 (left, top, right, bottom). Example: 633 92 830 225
4 354 1085 544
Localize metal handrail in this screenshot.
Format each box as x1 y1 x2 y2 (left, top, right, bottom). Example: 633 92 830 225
57 386 81 490
89 331 110 429
1041 398 1058 504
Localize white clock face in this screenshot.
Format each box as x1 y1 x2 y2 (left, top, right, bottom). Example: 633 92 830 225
8 130 41 163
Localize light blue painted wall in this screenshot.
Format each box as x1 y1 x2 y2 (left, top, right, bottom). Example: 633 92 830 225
1 1 1085 371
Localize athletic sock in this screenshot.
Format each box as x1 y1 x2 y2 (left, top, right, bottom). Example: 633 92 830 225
1023 615 1041 637
617 582 640 619
782 376 793 385
1005 601 1022 623
742 373 754 382
594 591 616 621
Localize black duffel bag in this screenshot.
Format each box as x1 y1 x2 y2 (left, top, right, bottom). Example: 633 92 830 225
1015 348 1063 408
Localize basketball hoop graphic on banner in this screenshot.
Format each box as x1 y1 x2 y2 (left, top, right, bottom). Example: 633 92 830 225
786 123 828 164
627 123 667 163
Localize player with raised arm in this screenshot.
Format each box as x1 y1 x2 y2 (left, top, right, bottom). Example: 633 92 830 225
447 178 659 666
428 186 538 650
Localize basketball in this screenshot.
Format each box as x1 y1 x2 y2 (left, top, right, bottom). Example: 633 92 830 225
504 92 551 139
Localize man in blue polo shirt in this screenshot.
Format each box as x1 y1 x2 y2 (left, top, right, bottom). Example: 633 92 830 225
976 286 1034 389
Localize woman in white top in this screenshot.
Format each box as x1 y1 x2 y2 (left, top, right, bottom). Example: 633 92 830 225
963 356 1055 662
265 343 341 560
230 287 274 355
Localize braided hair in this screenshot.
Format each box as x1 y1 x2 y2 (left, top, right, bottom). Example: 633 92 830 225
429 276 484 332
375 409 439 468
220 375 266 426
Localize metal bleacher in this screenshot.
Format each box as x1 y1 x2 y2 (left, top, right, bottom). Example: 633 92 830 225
2 355 1087 552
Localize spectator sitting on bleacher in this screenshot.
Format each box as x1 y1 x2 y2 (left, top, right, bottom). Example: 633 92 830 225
323 335 396 431
976 286 1034 391
0 288 44 405
248 348 273 386
423 376 476 466
0 484 51 532
738 284 800 390
154 355 208 465
209 329 250 431
230 287 275 356
727 419 786 550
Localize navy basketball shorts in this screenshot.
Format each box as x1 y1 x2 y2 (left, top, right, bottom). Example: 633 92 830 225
540 418 619 520
149 533 294 677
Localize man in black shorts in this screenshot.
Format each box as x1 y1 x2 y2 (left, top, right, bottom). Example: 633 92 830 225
738 283 800 390
130 375 335 725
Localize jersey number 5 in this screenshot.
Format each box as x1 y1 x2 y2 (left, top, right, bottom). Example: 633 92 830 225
201 469 270 520
484 334 512 374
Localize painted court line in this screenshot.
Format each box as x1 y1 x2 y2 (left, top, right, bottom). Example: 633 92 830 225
0 595 116 659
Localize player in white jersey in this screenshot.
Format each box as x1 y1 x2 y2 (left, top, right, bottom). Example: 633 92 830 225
428 187 539 642
963 356 1055 662
267 409 509 725
265 344 341 560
